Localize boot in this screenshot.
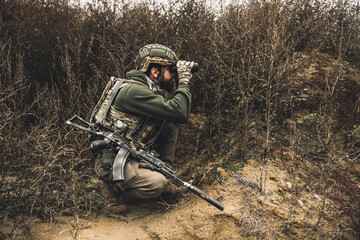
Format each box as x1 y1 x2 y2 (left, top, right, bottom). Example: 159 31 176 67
105 197 128 215
162 182 185 199
99 181 128 215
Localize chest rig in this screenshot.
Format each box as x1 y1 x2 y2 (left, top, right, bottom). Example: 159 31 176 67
90 76 165 148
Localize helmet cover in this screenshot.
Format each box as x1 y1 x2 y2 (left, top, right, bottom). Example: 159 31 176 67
135 44 177 72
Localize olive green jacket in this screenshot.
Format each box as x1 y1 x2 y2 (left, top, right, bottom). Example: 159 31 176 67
112 70 191 123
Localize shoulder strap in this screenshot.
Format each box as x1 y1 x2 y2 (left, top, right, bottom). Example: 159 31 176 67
90 77 125 124
100 78 125 121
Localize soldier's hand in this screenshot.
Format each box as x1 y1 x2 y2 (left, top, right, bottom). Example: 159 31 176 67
177 61 194 84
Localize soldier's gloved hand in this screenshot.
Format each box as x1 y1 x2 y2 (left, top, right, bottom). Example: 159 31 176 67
177 61 194 84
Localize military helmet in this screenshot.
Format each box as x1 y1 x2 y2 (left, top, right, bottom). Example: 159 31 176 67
135 44 177 72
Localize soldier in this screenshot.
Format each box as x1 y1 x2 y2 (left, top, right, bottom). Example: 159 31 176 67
92 44 194 214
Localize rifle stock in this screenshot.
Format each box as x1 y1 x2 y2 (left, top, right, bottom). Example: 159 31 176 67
66 115 225 211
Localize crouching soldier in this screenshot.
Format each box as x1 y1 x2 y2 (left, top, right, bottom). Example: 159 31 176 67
91 44 195 214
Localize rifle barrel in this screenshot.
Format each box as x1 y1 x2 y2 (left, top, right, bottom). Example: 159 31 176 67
184 182 225 211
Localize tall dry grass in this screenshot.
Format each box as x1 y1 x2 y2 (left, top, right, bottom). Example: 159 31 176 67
0 0 359 237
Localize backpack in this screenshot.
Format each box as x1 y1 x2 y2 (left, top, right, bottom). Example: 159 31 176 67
90 76 129 134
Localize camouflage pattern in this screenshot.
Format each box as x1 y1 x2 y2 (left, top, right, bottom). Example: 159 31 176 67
90 75 169 147
176 60 194 84
134 44 177 72
90 77 129 135
108 106 165 147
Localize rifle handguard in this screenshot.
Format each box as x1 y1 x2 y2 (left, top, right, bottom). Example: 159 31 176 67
139 160 155 170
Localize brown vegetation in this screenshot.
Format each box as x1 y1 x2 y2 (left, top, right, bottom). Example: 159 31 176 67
1 0 359 239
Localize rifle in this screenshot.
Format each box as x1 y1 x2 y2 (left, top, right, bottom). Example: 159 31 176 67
66 115 225 211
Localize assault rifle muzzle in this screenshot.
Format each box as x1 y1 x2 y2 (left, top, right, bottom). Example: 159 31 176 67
170 61 199 74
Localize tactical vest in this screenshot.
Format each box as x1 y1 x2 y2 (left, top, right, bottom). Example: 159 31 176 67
90 77 165 148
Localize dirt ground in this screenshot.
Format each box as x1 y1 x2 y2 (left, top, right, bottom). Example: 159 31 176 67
2 156 357 240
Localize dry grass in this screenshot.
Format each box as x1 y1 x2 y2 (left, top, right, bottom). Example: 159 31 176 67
0 0 360 238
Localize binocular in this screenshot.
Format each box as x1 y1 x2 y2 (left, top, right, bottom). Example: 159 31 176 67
170 62 199 74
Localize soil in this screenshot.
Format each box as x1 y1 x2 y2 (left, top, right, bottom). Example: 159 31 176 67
1 156 357 239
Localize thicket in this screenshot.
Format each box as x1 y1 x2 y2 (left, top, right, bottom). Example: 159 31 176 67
1 0 359 237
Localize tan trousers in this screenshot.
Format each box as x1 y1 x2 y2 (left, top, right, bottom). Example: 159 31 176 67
95 122 178 200
116 160 167 199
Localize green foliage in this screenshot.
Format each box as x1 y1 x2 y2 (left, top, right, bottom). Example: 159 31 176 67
296 88 310 101
288 113 318 125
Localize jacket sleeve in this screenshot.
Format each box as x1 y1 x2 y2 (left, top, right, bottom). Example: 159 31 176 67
113 82 192 123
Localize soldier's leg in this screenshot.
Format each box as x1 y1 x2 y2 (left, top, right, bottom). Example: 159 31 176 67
155 121 179 164
151 122 184 196
93 148 128 214
117 160 167 199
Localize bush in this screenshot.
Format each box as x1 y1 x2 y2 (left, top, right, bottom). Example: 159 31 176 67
0 0 359 233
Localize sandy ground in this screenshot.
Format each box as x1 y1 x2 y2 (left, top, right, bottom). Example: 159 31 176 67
2 157 357 240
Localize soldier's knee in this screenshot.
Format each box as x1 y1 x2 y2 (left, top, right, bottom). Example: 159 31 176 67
151 174 167 197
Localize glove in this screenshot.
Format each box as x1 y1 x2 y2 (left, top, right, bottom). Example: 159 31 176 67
177 61 194 84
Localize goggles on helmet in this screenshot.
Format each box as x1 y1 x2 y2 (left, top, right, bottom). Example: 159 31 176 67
138 56 176 73
135 44 177 72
